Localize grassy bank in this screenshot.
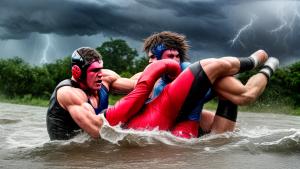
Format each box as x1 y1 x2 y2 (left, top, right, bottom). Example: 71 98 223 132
1 94 299 116
0 94 123 108
0 94 49 107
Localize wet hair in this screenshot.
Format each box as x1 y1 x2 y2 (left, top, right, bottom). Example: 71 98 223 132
76 47 102 65
143 31 190 62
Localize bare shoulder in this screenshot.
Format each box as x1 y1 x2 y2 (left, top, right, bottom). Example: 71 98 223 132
102 69 120 78
101 69 121 88
130 72 142 80
57 86 87 109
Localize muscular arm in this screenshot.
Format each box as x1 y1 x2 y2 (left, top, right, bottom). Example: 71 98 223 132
102 69 137 94
130 72 142 80
213 75 267 105
57 86 103 138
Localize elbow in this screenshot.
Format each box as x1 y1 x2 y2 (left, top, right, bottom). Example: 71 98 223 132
234 94 256 106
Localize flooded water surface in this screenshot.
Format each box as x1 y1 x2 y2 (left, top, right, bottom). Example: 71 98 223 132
0 102 299 169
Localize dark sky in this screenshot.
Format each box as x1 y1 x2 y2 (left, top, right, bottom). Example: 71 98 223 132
0 0 300 66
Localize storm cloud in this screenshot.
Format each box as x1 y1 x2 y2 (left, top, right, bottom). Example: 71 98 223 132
0 0 300 65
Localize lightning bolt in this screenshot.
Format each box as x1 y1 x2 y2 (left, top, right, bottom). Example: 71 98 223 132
270 2 300 50
271 2 300 33
230 16 256 48
40 34 50 64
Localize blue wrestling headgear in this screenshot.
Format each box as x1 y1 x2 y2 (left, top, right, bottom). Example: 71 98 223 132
151 43 167 60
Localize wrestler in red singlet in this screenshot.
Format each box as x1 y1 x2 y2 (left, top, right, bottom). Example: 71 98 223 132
104 59 211 132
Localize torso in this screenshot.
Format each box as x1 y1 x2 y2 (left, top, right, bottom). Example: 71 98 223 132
88 84 109 115
46 79 109 140
47 79 82 140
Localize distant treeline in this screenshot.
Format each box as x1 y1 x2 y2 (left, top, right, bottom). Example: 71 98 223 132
0 39 148 99
0 38 299 112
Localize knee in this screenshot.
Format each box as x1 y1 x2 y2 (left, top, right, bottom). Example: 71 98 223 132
215 59 232 72
201 59 235 83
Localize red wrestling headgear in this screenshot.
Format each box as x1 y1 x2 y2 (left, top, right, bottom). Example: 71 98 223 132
71 49 89 80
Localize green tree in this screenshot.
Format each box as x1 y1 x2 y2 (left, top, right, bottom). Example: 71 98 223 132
133 55 149 72
0 57 33 97
283 62 300 105
29 66 54 98
96 39 138 74
44 56 71 85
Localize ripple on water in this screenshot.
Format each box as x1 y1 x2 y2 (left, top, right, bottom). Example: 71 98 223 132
257 131 300 153
233 128 300 153
0 119 21 125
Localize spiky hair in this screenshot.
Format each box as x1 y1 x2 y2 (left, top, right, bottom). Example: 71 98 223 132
143 31 190 62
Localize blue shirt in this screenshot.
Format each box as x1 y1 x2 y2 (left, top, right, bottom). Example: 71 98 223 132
89 84 109 115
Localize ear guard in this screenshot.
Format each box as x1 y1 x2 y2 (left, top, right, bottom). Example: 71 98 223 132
71 50 86 80
72 65 82 80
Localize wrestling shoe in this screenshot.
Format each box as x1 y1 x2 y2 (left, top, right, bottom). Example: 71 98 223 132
249 49 269 68
259 57 279 80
